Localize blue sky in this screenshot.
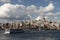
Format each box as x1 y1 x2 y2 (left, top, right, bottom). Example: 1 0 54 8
0 0 60 21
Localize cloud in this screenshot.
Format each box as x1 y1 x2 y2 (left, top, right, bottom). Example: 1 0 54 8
26 5 37 14
0 0 11 3
44 3 54 12
0 3 54 20
55 12 60 16
36 3 54 16
54 17 58 19
36 3 54 15
46 12 54 16
0 3 30 20
35 16 42 20
18 0 23 2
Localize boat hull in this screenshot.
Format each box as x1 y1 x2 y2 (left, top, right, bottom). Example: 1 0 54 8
10 29 24 34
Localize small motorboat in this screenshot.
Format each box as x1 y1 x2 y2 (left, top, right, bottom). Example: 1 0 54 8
5 29 10 34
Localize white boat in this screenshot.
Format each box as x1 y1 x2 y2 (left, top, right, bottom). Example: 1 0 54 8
5 29 10 34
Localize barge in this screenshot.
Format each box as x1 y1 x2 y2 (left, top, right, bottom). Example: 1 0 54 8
5 29 24 34
10 29 24 34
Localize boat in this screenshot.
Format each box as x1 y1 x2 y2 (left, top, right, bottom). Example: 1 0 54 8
10 29 24 34
5 29 10 34
4 29 24 34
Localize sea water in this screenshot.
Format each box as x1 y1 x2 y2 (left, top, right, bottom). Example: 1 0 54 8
0 30 60 40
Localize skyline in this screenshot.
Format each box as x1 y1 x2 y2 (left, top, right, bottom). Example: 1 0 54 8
0 0 60 22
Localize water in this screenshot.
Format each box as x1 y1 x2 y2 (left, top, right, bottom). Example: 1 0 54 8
0 30 60 40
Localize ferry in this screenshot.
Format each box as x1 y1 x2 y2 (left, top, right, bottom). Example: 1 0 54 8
4 29 24 34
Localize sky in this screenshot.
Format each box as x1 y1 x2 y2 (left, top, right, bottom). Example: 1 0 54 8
0 0 60 21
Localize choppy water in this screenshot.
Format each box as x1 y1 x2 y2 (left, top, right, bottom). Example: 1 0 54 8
0 30 60 40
